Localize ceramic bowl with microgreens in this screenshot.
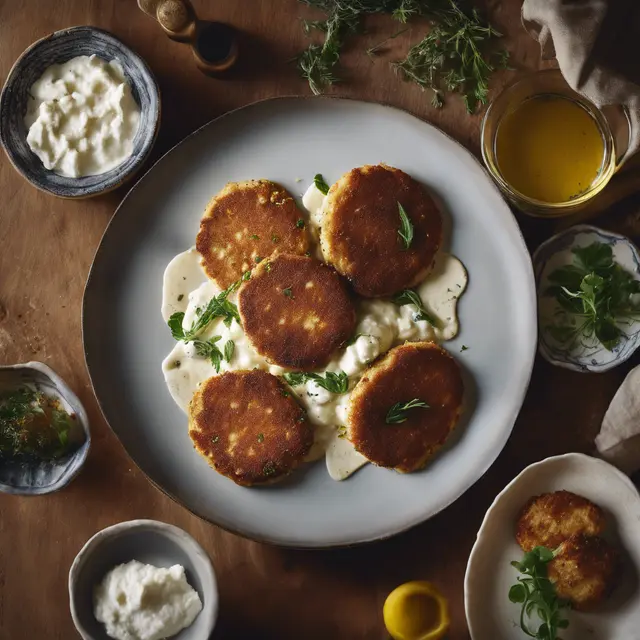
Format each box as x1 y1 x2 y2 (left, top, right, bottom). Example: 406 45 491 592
533 225 640 373
0 361 90 495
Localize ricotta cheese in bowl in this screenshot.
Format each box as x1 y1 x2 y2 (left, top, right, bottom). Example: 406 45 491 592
94 561 202 640
24 54 140 178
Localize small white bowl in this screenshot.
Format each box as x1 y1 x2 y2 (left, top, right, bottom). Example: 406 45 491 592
533 225 640 372
69 520 218 640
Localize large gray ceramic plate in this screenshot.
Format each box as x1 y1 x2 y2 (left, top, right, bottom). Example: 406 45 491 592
84 97 536 547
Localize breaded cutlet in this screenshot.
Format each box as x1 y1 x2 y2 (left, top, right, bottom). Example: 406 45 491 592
196 180 309 289
347 342 463 473
188 370 312 486
320 164 442 298
237 253 356 369
548 533 619 611
516 490 607 552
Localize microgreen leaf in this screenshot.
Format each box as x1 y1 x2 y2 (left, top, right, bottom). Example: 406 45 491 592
314 173 330 195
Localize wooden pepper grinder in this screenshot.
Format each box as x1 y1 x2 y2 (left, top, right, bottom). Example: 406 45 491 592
138 0 238 75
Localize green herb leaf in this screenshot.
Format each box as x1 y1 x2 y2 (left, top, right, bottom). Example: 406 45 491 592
508 546 570 640
385 398 429 424
314 173 330 195
545 241 640 351
263 461 277 476
250 234 260 240
283 370 349 394
296 218 306 229
283 287 294 299
257 433 264 443
224 340 235 363
194 337 223 373
392 289 438 327
168 312 186 340
397 202 414 250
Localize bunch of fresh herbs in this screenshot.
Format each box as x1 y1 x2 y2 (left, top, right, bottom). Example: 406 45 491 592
296 0 507 112
509 546 570 640
544 242 640 351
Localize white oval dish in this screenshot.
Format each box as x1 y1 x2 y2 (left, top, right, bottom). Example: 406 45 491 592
69 519 217 640
464 453 640 640
533 225 640 372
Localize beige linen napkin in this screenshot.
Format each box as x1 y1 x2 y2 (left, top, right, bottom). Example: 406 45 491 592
522 0 640 160
597 365 640 474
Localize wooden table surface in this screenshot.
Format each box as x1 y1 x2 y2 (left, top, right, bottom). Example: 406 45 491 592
2 1 640 638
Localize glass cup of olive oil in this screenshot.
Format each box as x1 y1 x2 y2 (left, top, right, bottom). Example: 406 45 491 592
481 69 633 217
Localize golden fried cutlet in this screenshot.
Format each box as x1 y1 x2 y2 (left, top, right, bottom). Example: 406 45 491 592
196 180 309 289
188 370 313 486
347 342 463 472
548 533 619 611
237 253 356 369
516 491 607 552
320 164 442 297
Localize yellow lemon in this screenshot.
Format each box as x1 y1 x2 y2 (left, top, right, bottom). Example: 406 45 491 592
383 581 450 640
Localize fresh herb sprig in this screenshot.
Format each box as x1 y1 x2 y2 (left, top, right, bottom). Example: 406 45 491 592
297 0 507 112
386 398 429 423
284 370 349 393
194 337 224 373
392 288 438 326
544 242 640 351
314 173 330 195
509 546 570 640
397 202 414 249
168 271 250 342
393 1 509 111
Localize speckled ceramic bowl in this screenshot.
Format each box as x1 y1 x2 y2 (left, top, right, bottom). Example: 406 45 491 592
0 26 160 198
0 361 90 494
69 520 218 640
533 225 640 372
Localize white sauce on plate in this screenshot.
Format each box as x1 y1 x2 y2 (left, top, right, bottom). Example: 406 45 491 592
93 561 202 640
24 55 140 178
161 183 467 481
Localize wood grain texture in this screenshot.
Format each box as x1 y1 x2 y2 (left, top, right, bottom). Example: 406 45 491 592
1 1 639 639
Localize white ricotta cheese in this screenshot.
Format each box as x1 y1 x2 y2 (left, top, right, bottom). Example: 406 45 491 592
24 55 140 178
93 561 202 640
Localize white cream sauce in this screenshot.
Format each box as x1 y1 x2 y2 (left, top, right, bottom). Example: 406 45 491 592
24 55 140 178
161 183 467 481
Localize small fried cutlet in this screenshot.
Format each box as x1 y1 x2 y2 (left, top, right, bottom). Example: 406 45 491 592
516 490 607 552
237 253 356 369
196 180 310 289
347 342 463 473
548 534 619 611
188 370 313 486
320 164 442 297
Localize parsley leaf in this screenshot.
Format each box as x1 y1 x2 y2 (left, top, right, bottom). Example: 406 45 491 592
314 173 330 195
386 399 429 424
193 337 223 372
397 202 414 250
224 340 235 363
283 370 349 394
392 289 439 327
283 287 294 299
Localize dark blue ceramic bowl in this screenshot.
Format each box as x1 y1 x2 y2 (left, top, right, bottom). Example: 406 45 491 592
0 26 160 198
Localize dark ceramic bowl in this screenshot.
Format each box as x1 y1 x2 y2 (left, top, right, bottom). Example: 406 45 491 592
0 26 160 198
0 361 90 495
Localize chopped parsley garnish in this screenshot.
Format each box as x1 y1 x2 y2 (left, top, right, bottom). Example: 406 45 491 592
177 294 184 302
249 234 260 240
194 336 223 372
385 399 429 424
314 173 330 195
271 234 280 244
284 370 349 394
257 433 265 443
397 202 414 250
283 287 294 299
460 344 469 352
224 340 235 363
263 461 277 476
296 218 305 229
255 256 263 263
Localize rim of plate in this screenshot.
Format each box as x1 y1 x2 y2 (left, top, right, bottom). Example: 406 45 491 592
82 96 537 547
463 452 640 637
